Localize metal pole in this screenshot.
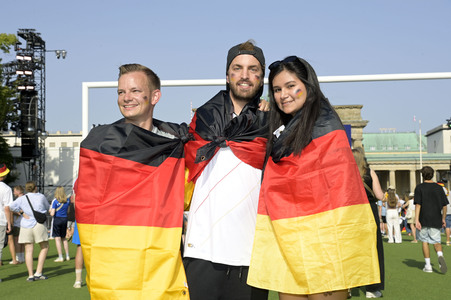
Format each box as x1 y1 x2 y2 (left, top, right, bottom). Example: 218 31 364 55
419 119 423 173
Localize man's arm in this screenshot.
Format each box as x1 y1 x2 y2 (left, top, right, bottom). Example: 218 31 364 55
258 98 270 112
4 206 12 233
415 204 422 230
378 203 382 221
442 205 447 228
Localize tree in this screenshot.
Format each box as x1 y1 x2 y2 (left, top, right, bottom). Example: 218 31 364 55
0 33 19 181
0 33 16 53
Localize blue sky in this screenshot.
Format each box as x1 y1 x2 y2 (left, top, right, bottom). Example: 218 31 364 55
1 0 450 135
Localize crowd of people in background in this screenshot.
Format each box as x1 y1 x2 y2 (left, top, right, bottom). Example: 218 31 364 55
0 164 82 287
374 176 450 248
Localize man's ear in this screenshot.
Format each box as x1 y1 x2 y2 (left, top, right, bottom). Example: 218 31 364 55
151 89 161 105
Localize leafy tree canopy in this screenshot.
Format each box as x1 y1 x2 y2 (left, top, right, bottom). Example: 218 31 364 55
0 33 17 54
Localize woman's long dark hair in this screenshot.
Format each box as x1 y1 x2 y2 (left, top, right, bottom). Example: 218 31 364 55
267 56 327 156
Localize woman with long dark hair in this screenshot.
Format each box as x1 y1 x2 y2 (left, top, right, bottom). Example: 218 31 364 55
247 56 380 299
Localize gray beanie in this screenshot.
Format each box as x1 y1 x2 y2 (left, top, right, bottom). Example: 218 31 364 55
226 41 265 75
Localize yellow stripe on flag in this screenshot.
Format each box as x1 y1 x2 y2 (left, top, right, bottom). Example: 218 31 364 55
78 223 189 300
248 204 379 295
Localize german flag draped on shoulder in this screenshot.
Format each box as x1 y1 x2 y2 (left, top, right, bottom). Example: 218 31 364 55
248 100 380 294
75 118 191 300
185 90 268 184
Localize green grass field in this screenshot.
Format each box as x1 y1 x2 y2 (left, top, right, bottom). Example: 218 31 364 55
1 232 449 299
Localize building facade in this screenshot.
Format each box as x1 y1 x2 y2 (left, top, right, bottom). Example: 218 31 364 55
2 105 450 200
2 130 82 199
335 105 451 197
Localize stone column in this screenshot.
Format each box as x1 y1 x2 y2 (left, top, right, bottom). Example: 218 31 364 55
333 105 368 149
389 170 396 189
409 170 416 193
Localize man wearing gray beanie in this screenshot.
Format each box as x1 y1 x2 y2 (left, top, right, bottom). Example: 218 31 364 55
183 40 269 299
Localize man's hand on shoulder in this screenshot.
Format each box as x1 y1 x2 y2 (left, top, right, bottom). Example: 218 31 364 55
258 98 270 112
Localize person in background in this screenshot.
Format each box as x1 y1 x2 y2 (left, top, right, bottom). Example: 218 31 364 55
50 186 71 262
385 187 402 243
437 179 451 246
9 181 49 281
437 178 451 246
415 166 448 273
66 193 76 241
377 198 387 237
352 147 385 298
403 192 418 243
72 221 84 288
8 185 25 264
247 56 379 300
70 184 84 289
0 163 13 282
399 194 408 234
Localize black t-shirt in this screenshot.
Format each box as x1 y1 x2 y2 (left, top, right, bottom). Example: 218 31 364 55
414 182 449 228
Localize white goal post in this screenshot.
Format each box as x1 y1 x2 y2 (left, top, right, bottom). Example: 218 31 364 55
81 72 451 138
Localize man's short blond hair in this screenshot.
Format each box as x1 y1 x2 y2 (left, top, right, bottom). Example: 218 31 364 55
118 63 161 91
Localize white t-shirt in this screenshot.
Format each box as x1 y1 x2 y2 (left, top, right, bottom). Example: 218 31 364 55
184 147 262 266
151 125 176 139
9 192 49 228
407 199 415 215
0 181 13 226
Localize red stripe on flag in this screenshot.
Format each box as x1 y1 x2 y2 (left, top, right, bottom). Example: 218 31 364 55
259 130 368 220
76 148 185 228
227 137 267 170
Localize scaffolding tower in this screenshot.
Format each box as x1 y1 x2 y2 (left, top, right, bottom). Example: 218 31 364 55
2 29 46 192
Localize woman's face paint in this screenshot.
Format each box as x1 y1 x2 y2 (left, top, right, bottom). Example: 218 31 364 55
295 89 303 98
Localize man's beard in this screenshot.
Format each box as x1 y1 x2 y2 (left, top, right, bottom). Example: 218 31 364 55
229 80 261 102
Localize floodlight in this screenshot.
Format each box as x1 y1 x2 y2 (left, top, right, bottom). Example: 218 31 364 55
16 54 32 61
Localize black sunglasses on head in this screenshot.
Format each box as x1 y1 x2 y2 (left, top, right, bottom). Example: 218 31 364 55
268 56 299 71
